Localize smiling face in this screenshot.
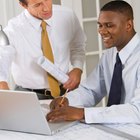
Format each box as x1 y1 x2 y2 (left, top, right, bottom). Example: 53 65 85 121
20 0 52 20
98 11 134 51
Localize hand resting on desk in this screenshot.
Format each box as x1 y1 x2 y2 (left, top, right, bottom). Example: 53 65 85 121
47 97 84 122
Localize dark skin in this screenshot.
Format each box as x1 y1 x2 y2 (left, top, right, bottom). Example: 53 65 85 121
47 97 84 122
47 11 136 122
98 11 136 51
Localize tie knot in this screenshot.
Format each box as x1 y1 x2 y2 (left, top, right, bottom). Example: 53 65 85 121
41 20 46 30
116 53 121 64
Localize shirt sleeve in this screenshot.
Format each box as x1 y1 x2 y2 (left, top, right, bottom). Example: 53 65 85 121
0 45 15 82
84 61 140 124
67 60 107 107
67 57 140 124
84 102 140 124
70 12 86 70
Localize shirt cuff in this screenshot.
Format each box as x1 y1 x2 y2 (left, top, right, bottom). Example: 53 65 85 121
84 107 107 124
72 60 84 71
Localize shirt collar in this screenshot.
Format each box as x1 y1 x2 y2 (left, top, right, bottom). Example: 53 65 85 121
118 33 139 65
24 10 52 31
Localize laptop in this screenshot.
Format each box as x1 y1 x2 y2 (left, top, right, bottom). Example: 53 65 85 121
0 90 77 135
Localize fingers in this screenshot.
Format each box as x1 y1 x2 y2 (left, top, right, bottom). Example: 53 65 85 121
47 109 66 122
50 97 62 110
50 97 69 111
63 79 79 90
47 106 84 122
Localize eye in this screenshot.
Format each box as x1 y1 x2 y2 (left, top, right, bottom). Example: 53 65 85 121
33 3 41 8
98 24 102 28
106 23 113 28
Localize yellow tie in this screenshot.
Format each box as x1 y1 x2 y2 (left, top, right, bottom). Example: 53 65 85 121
41 20 60 97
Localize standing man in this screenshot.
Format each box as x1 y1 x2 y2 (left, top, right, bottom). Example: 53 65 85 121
0 0 86 99
47 1 140 124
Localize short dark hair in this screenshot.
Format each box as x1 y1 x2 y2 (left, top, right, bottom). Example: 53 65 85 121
101 1 134 20
19 0 27 5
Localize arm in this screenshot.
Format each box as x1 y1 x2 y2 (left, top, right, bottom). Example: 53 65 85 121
83 69 140 124
47 63 106 122
68 12 86 90
0 46 15 90
0 28 16 89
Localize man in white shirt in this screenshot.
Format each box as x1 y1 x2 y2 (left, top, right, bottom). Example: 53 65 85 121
0 0 86 99
47 1 140 124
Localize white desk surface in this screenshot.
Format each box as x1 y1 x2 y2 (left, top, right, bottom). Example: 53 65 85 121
1 100 140 140
1 123 140 140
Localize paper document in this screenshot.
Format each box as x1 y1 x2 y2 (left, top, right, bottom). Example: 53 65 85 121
37 56 69 84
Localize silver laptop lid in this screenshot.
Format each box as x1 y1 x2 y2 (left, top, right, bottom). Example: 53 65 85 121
0 90 52 135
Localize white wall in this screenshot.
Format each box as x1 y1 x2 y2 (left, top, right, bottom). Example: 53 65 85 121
1 0 139 33
0 0 23 28
0 0 10 27
130 0 140 33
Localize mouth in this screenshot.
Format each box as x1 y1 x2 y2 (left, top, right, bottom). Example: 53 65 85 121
102 36 111 42
42 12 52 18
42 12 49 15
102 36 114 48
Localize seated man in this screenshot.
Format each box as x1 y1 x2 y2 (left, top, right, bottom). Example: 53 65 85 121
47 1 140 124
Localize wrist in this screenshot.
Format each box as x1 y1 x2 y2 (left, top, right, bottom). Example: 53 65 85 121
78 108 85 120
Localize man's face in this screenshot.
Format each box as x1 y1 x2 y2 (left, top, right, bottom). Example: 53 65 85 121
21 0 52 20
98 11 131 51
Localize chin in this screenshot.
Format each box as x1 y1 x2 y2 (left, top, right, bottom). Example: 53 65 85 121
103 43 114 49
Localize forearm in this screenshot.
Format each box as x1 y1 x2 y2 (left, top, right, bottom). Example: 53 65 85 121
84 103 140 124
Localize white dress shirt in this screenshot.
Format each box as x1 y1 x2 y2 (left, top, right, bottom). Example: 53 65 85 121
0 5 86 89
67 33 140 124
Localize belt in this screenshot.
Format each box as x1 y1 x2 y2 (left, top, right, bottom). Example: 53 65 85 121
27 88 50 95
15 85 66 100
26 88 53 97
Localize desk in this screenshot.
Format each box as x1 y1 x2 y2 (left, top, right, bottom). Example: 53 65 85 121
0 122 140 140
1 100 140 140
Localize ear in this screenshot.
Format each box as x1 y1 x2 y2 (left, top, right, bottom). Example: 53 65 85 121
19 2 28 9
126 19 133 32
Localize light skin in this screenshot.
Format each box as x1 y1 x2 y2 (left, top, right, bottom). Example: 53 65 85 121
20 0 53 20
63 68 82 90
47 10 136 122
0 0 82 90
0 81 9 90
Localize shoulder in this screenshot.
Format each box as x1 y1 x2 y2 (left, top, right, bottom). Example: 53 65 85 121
52 5 75 18
53 5 73 13
52 5 78 27
4 10 26 32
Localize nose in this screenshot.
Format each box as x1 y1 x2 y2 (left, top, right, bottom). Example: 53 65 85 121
42 1 49 11
98 26 108 36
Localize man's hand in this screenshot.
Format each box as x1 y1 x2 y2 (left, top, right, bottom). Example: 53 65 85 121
0 81 9 90
47 106 84 122
50 97 69 110
63 68 82 90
